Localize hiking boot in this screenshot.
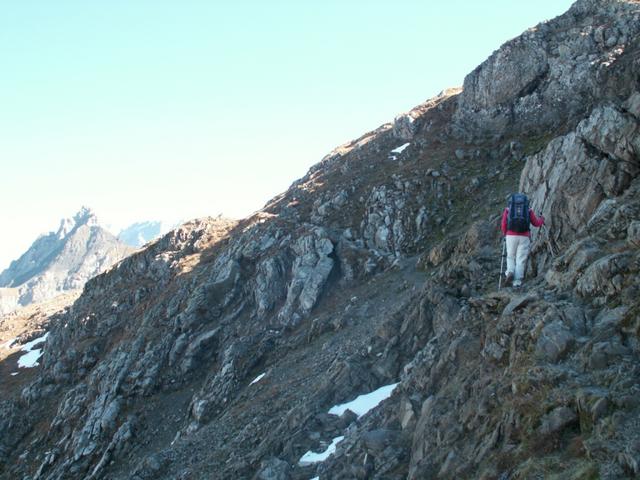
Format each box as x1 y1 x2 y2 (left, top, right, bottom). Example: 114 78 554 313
504 272 514 286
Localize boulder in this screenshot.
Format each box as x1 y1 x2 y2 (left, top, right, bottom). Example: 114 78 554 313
362 429 400 455
278 228 335 324
627 221 640 247
255 457 291 480
535 320 575 363
502 294 537 316
394 114 416 140
575 253 632 298
538 406 577 435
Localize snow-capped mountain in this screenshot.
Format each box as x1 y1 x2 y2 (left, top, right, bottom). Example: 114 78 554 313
117 220 180 248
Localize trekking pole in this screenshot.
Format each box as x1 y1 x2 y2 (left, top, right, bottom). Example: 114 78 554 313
541 224 556 257
498 237 506 290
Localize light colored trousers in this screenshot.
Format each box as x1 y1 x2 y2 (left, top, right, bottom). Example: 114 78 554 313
505 235 530 281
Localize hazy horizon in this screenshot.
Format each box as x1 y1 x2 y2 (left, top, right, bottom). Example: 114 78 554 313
0 0 575 272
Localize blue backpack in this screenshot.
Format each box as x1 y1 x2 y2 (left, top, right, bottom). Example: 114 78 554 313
507 193 530 233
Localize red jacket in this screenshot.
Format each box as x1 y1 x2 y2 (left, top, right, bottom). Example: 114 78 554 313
501 208 544 237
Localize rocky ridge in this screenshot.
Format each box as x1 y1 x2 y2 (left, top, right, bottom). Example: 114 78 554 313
0 207 135 315
0 1 639 479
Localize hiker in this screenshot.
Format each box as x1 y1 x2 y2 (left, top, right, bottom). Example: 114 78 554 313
501 193 544 287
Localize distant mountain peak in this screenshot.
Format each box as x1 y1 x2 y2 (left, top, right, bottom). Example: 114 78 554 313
55 218 75 240
0 207 134 314
73 206 98 224
118 219 183 248
55 206 99 240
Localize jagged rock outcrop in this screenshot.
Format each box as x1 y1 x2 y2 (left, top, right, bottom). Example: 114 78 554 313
0 207 134 314
1 1 639 479
453 0 640 138
521 93 640 274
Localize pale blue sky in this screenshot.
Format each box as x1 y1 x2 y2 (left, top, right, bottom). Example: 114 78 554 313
0 0 574 270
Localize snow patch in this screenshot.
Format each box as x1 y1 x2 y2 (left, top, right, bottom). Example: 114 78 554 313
328 383 399 418
297 383 399 469
18 349 43 368
250 373 266 385
17 332 49 368
390 142 411 154
11 372 18 376
298 436 344 466
21 332 49 351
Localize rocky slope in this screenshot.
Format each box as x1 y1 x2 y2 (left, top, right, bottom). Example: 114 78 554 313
0 207 135 315
1 1 639 479
1 291 80 388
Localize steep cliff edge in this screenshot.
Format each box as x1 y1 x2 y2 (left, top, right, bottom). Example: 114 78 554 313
1 1 639 479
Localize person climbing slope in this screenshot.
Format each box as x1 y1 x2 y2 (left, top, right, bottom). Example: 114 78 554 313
501 193 545 288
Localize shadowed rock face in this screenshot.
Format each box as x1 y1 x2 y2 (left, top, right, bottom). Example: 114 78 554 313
0 207 135 314
1 1 640 479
